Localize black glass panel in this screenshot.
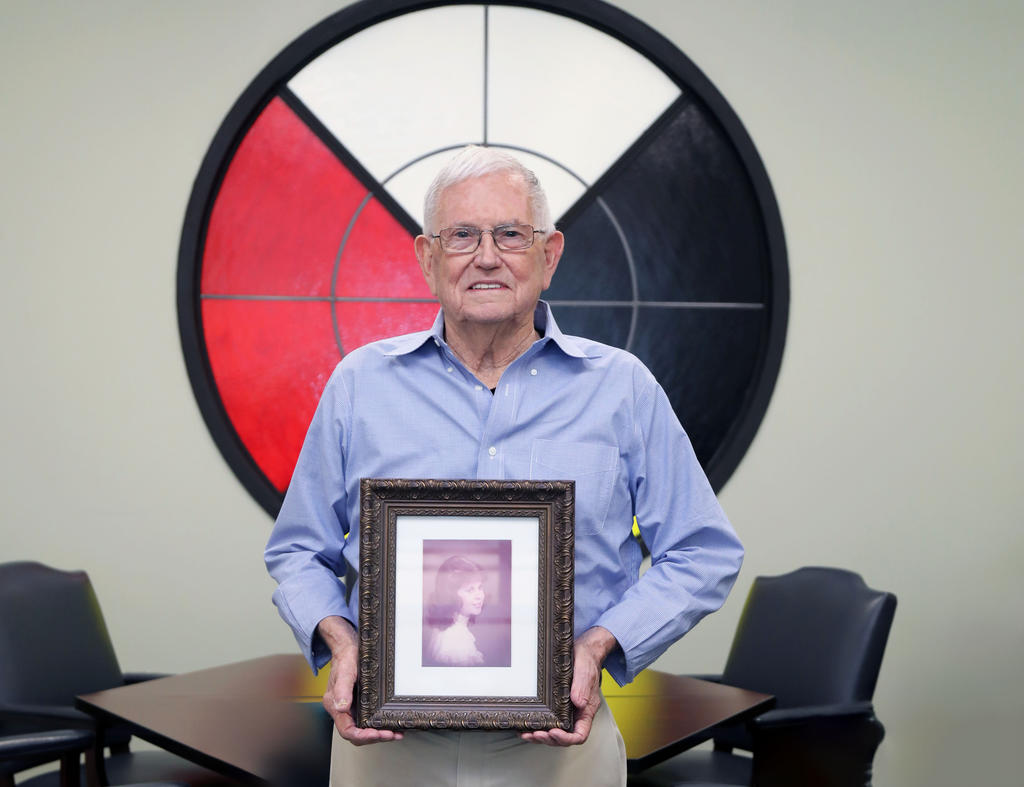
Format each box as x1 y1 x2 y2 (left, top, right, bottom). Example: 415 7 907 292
633 306 766 468
580 96 770 304
548 196 633 302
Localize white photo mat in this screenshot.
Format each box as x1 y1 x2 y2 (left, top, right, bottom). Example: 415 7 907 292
392 515 539 697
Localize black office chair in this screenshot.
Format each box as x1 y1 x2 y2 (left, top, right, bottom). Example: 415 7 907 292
0 728 188 787
0 561 236 786
1 729 96 787
629 566 896 787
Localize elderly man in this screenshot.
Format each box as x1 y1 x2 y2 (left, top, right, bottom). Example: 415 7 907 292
265 146 743 786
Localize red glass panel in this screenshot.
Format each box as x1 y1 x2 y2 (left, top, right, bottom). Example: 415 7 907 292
201 97 367 298
335 197 432 299
202 299 340 491
336 301 438 355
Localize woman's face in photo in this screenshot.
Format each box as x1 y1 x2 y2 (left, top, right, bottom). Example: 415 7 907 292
457 579 485 616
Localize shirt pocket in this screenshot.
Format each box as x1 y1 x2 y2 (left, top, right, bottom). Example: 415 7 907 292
529 439 618 535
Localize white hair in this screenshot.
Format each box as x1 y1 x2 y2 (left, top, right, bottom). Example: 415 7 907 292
422 146 554 236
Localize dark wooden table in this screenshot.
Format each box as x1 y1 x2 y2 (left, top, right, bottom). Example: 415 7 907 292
77 654 772 784
602 669 773 772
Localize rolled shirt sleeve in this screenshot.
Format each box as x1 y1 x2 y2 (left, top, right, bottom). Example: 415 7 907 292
265 365 356 673
593 375 743 685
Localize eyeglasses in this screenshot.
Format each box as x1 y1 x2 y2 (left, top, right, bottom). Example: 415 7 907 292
431 224 544 253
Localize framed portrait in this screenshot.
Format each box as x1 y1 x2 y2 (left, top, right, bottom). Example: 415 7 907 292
357 478 574 731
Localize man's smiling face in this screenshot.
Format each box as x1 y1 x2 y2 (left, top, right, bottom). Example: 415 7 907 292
415 171 563 332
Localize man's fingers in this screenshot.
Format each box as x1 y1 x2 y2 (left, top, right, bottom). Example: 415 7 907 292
568 657 600 709
318 621 402 745
521 726 588 747
342 722 405 746
520 695 598 747
570 684 592 710
325 690 351 712
329 706 404 746
563 698 597 744
324 657 358 713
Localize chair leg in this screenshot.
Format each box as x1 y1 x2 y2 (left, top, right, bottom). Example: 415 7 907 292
92 724 115 787
84 746 106 787
59 750 81 787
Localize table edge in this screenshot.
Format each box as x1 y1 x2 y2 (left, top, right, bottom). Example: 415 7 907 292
622 692 776 773
74 694 266 786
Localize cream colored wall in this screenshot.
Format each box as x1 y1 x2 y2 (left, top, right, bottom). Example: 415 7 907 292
1 2 1020 785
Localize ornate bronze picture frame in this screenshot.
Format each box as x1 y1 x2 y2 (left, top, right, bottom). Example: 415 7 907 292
357 478 575 731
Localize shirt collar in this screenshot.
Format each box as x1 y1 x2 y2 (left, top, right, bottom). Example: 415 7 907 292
533 301 593 359
380 301 597 359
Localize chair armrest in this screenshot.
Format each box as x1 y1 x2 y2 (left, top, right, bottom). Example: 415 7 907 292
0 698 138 756
122 671 172 685
684 674 724 683
0 728 95 759
0 701 132 749
752 701 879 728
0 702 93 729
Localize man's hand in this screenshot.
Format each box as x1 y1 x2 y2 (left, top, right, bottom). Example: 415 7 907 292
318 616 404 745
520 626 618 747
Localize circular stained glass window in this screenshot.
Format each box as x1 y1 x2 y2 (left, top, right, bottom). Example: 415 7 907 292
178 0 788 518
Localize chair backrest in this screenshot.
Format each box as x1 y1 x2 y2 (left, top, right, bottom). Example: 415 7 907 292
717 567 896 750
0 562 124 706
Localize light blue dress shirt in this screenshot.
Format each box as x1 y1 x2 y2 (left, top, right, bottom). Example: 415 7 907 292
265 302 743 686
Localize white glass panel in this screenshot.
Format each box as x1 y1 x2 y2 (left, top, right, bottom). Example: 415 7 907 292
289 6 485 183
382 150 454 230
488 6 680 186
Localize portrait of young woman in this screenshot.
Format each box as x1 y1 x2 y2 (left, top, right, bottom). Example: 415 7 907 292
421 539 512 668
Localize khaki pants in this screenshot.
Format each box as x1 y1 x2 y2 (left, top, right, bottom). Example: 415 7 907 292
329 695 626 787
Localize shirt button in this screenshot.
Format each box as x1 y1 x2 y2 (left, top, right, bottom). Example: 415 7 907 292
530 368 538 376
433 338 440 346
446 366 453 373
488 446 497 457
475 384 483 391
